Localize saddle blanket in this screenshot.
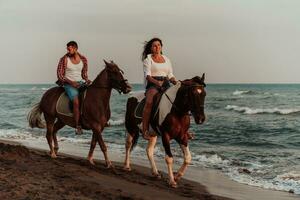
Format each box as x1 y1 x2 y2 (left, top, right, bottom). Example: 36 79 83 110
132 82 181 126
56 92 73 117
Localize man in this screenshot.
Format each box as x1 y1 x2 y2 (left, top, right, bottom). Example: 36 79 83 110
57 41 91 134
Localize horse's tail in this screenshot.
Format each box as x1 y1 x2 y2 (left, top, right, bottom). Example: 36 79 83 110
27 102 46 129
125 97 140 151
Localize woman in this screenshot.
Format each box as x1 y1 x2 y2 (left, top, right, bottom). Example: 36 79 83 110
142 38 177 139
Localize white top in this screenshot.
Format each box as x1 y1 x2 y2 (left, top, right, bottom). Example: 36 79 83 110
143 54 174 86
65 57 84 82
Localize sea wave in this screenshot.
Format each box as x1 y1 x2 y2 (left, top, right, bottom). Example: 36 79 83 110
192 152 300 194
108 119 124 126
227 168 300 195
0 129 42 141
233 90 255 96
225 105 300 115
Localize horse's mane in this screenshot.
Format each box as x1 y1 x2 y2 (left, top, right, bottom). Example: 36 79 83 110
92 67 107 86
181 76 206 87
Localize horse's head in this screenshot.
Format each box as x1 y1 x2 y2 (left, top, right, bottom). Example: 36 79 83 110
181 73 206 124
103 60 132 94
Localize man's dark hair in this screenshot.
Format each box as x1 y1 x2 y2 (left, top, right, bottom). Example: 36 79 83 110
67 41 78 48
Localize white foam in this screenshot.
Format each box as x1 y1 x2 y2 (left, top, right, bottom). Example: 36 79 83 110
227 168 300 195
226 105 300 115
193 153 230 168
108 119 124 126
233 90 251 95
0 129 41 141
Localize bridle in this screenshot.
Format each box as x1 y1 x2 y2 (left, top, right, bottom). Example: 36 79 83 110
165 83 206 114
90 67 128 94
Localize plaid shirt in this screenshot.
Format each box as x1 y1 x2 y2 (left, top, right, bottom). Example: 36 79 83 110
56 53 88 85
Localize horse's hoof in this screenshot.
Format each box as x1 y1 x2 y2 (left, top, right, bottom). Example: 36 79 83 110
54 147 59 154
123 166 132 171
174 176 181 182
88 159 95 166
152 171 162 179
174 172 183 182
50 153 57 159
106 162 113 169
169 181 178 188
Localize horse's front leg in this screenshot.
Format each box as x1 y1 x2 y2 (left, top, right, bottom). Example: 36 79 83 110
146 135 160 178
162 134 177 188
94 126 112 168
124 132 133 171
174 144 191 183
87 132 97 165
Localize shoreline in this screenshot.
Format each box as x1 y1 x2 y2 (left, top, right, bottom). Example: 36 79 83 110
0 139 230 200
0 138 299 200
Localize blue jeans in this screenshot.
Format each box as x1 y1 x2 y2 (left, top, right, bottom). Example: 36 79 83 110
63 81 85 101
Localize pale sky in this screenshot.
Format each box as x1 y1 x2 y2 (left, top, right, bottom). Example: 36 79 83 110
1 0 300 84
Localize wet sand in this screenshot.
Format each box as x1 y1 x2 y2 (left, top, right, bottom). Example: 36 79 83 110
0 141 232 200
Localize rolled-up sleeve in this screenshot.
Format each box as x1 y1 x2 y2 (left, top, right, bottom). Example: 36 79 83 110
57 57 66 82
167 59 175 79
81 56 88 81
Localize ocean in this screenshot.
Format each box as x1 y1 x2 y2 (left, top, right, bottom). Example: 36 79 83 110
0 83 299 195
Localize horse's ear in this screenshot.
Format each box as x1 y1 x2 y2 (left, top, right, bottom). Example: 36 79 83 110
103 59 109 67
201 73 205 82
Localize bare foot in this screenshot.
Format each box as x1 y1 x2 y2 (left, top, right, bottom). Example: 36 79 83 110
75 126 83 135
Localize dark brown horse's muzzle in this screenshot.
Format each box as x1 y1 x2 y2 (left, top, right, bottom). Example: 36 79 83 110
194 113 206 125
122 80 132 94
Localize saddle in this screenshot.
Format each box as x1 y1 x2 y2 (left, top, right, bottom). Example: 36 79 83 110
134 82 182 129
134 94 162 120
56 86 88 117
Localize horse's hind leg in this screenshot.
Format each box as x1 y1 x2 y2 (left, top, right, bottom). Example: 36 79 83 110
162 134 177 188
124 132 133 171
147 136 160 178
44 114 56 158
52 120 65 155
174 145 191 183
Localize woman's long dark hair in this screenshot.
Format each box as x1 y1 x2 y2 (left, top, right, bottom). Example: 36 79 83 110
141 38 163 61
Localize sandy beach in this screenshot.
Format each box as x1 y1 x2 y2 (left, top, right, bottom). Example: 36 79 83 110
0 139 299 200
0 140 232 200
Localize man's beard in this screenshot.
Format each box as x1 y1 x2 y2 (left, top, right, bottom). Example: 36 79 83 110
67 52 76 57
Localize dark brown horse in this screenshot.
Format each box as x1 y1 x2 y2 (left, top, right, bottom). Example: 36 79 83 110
124 74 206 187
28 60 131 167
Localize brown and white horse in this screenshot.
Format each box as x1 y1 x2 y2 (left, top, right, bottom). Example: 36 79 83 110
28 60 131 167
124 74 206 187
